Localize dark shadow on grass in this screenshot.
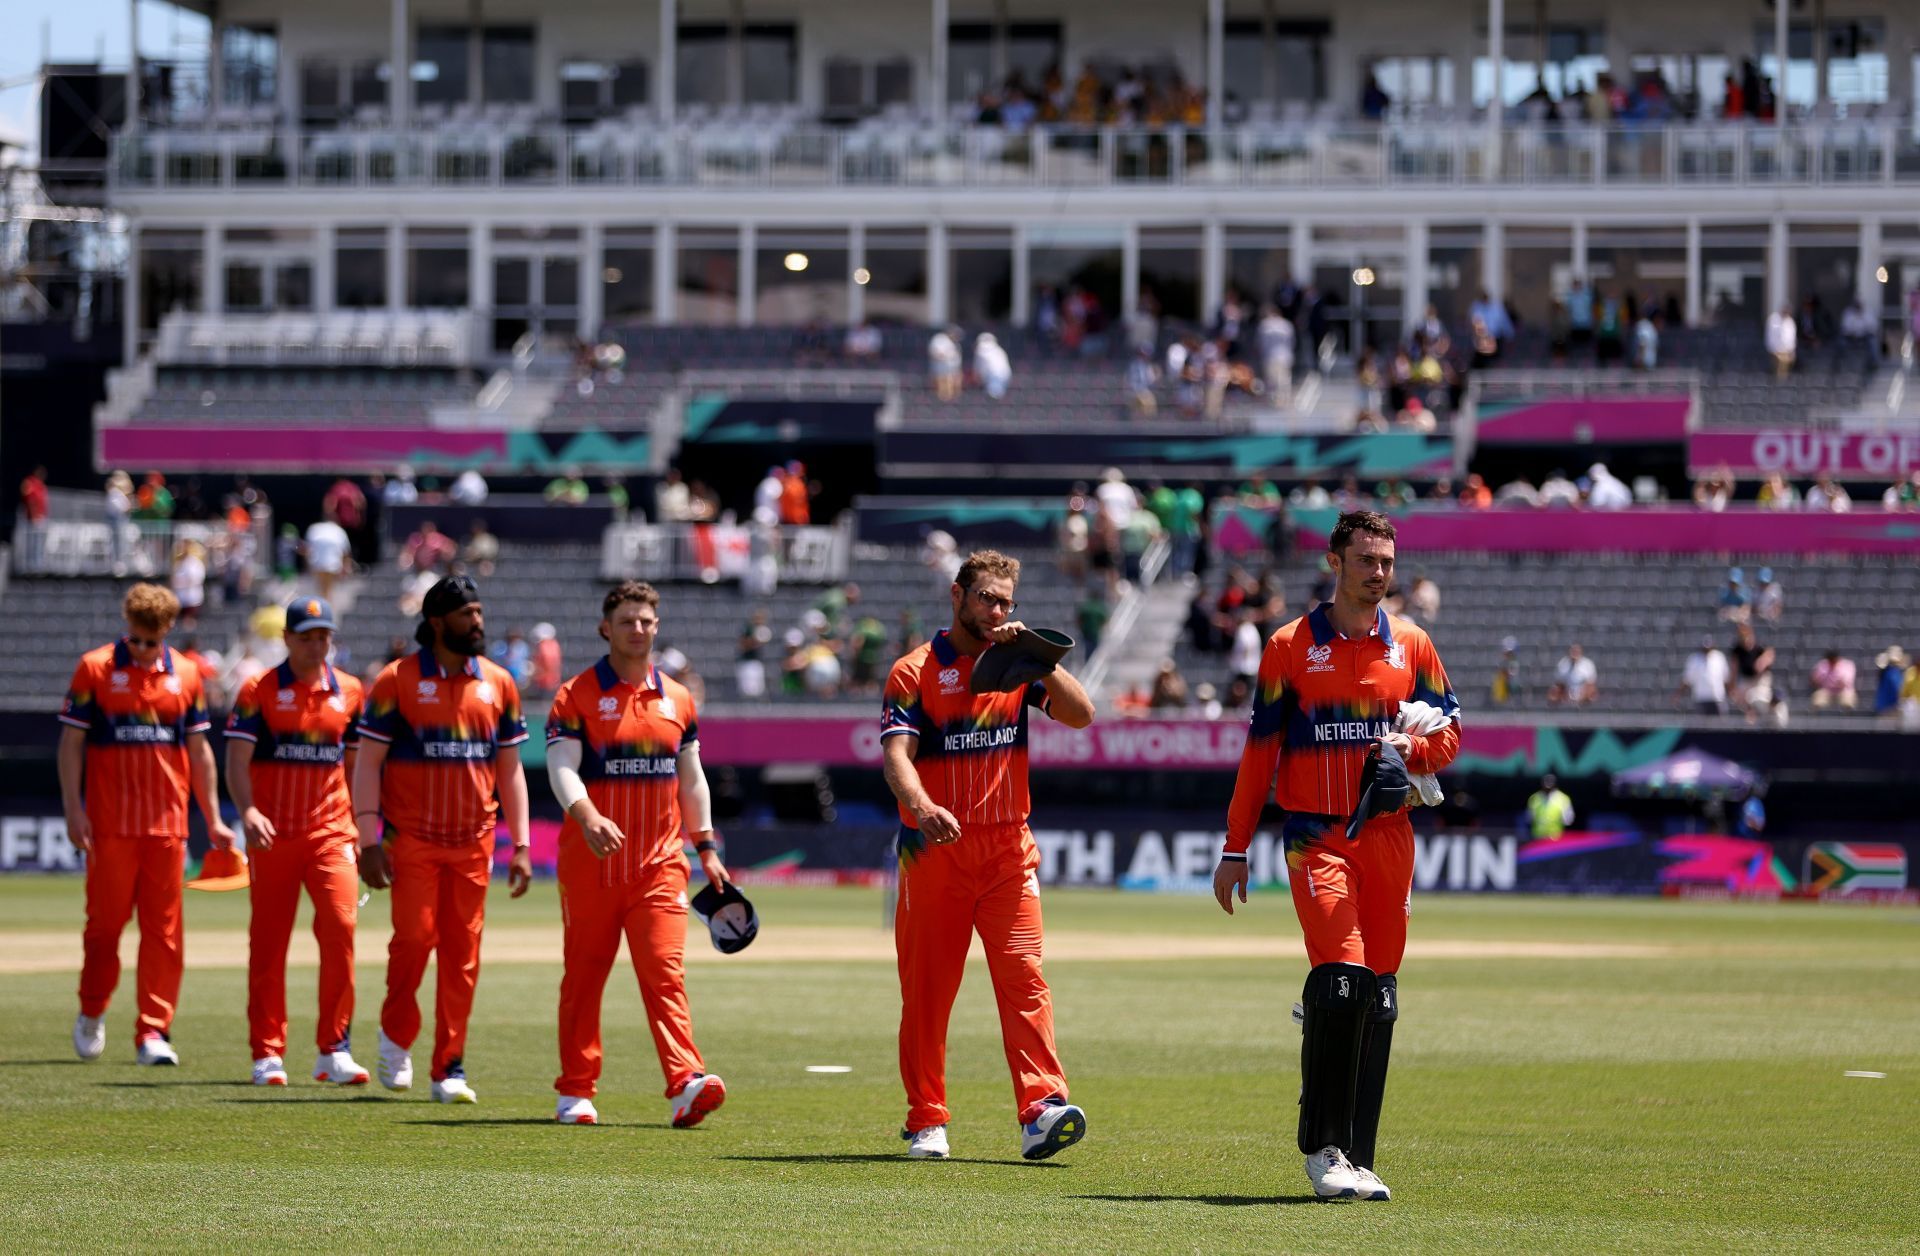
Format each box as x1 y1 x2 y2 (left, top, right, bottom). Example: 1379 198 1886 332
724 1153 1064 1169
402 1117 570 1128
98 1079 254 1088
1073 1194 1324 1207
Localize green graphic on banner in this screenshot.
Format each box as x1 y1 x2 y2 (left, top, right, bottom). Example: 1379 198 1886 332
1450 727 1685 779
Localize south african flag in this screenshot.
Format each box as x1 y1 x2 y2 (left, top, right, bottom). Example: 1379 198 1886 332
1804 842 1908 894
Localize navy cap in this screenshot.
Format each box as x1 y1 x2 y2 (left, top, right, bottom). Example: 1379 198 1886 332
689 881 759 954
969 627 1075 695
286 596 337 633
1346 740 1412 841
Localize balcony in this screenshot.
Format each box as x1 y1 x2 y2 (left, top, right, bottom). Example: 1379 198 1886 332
111 117 1920 194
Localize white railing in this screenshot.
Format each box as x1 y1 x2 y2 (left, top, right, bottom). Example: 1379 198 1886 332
152 309 477 368
13 516 273 580
600 518 853 584
111 120 1920 193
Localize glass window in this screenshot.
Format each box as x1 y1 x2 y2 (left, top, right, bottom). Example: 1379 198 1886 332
1005 23 1061 92
351 60 387 110
612 60 650 109
1504 225 1573 329
677 25 728 107
221 24 279 109
409 229 470 308
336 246 386 308
1029 225 1122 326
483 26 535 104
863 229 928 325
948 24 992 104
1698 224 1768 326
1140 225 1203 322
140 237 203 335
757 229 848 325
1427 224 1484 332
677 227 739 325
603 241 654 322
1226 226 1292 312
277 262 313 311
301 59 342 125
950 227 1012 323
825 59 864 113
562 61 607 119
1789 222 1858 324
544 257 580 310
742 25 796 105
225 263 266 312
1586 226 1687 323
415 26 469 107
876 59 913 107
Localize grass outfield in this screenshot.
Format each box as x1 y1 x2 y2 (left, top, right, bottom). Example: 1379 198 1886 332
1 877 1917 1252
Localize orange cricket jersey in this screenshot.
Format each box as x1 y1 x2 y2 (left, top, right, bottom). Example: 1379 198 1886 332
357 649 527 845
1225 605 1460 853
59 639 212 839
225 661 364 843
546 658 699 886
881 629 1052 829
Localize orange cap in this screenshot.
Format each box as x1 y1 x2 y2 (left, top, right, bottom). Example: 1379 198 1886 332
186 846 250 892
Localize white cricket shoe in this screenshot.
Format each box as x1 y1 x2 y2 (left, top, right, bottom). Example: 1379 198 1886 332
313 1049 370 1085
135 1035 179 1067
903 1125 950 1159
556 1095 599 1125
252 1056 289 1087
1020 1100 1088 1161
1352 1166 1393 1201
376 1029 413 1091
431 1072 478 1104
1305 1145 1365 1199
73 1014 106 1061
669 1073 727 1128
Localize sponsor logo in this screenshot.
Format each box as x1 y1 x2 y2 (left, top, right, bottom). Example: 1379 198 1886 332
1385 642 1407 671
598 696 620 718
1336 974 1351 997
277 688 297 707
1305 644 1334 673
938 667 963 694
417 680 438 701
110 671 130 689
475 681 495 704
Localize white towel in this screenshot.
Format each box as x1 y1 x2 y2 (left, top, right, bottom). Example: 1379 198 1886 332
1395 700 1455 808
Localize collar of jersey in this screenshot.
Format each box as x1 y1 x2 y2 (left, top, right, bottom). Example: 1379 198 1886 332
275 659 341 693
931 630 963 667
416 647 482 680
594 655 663 694
1307 604 1394 648
115 638 175 673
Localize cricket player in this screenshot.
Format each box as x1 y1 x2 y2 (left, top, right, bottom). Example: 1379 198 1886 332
354 575 531 1103
224 596 370 1087
881 549 1096 1161
544 581 730 1127
60 582 237 1064
1214 510 1460 1200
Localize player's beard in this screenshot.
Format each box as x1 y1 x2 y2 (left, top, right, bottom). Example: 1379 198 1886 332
956 603 990 645
443 622 487 656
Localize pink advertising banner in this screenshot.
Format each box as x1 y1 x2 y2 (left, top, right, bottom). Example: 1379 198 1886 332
1293 507 1920 554
100 427 510 471
1476 396 1692 443
1688 430 1920 479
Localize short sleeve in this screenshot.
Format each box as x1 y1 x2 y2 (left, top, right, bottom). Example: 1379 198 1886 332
1024 679 1052 714
182 667 212 735
680 690 700 751
224 673 268 744
342 679 364 749
1247 633 1294 740
881 656 923 741
357 666 405 744
59 658 98 732
545 680 584 746
495 673 529 748
1411 633 1461 722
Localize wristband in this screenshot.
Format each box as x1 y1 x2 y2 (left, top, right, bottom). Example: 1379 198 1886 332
694 839 717 853
1219 851 1248 863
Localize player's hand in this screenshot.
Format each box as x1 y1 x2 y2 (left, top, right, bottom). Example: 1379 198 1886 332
914 803 963 846
359 843 392 890
580 811 626 858
1378 732 1414 755
984 620 1027 646
208 817 239 853
242 806 277 852
508 846 533 898
698 846 730 891
1212 858 1250 915
64 809 92 855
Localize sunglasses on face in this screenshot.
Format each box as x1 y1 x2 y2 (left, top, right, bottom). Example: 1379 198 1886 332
127 636 164 648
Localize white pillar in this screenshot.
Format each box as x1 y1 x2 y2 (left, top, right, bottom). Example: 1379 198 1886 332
1121 221 1140 321
1403 220 1429 327
469 223 492 322
927 221 949 326
1773 0 1789 127
1482 219 1505 302
654 221 677 322
1206 0 1225 131
1857 218 1881 311
204 224 225 314
387 222 406 310
125 223 142 364
737 221 756 326
1684 217 1702 327
1290 217 1312 285
658 0 677 124
930 0 947 122
848 223 867 324
127 0 141 132
316 223 337 313
1485 0 1504 179
580 221 604 338
1767 216 1789 311
1201 219 1225 319
1570 220 1588 281
1010 222 1030 327
390 0 410 128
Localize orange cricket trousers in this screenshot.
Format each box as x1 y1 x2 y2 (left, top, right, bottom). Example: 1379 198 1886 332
380 835 490 1081
554 850 703 1099
896 820 1068 1131
79 833 186 1044
248 833 357 1059
1287 813 1416 974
